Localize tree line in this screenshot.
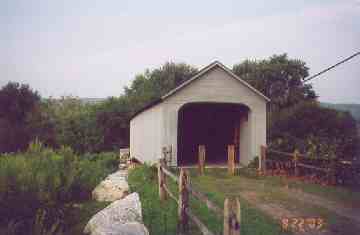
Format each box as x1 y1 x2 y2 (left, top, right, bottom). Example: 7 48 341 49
0 54 358 160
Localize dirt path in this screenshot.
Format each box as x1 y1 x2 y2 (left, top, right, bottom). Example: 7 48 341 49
241 189 360 235
241 191 334 235
280 188 360 224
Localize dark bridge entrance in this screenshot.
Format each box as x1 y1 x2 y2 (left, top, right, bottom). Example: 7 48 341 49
177 102 249 166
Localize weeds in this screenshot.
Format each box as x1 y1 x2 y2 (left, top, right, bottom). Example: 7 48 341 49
0 141 118 235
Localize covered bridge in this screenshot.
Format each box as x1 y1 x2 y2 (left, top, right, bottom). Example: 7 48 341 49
130 61 270 166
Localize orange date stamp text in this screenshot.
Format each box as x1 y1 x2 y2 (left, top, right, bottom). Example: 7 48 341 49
280 217 325 232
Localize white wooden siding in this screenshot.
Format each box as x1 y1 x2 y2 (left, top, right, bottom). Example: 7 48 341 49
130 104 163 163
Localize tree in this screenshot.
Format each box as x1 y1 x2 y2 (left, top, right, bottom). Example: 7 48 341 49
0 82 40 123
124 62 198 112
25 100 57 148
233 54 359 160
85 62 199 152
95 96 132 151
270 102 359 160
233 54 317 111
0 82 41 152
43 96 104 153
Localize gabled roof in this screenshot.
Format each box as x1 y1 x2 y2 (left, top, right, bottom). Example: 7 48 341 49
130 61 270 120
162 61 270 101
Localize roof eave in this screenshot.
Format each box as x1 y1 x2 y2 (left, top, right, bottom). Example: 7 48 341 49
162 61 271 102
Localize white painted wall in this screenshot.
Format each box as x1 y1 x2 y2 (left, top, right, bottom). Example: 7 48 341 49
130 65 267 166
239 113 251 165
130 104 163 163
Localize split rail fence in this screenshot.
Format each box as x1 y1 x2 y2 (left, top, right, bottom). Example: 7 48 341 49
185 144 358 186
158 159 241 235
258 145 359 185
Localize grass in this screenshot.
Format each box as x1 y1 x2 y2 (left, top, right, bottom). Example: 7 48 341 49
237 167 360 207
285 180 360 206
128 164 179 235
188 168 289 235
128 165 290 235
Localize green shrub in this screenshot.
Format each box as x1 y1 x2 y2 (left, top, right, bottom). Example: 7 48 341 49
0 141 119 234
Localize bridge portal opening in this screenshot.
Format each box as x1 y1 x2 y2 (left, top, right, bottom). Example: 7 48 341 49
177 102 250 166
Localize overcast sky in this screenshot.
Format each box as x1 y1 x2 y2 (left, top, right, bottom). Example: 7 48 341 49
1 0 359 103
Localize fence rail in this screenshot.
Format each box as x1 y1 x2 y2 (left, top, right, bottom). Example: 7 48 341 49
187 184 223 217
161 165 179 183
259 146 343 184
158 159 241 235
297 162 330 172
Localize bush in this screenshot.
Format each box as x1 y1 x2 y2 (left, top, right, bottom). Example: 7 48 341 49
270 102 359 160
0 141 119 234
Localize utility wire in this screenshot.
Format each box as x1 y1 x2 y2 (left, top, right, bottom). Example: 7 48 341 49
268 51 359 143
304 51 360 82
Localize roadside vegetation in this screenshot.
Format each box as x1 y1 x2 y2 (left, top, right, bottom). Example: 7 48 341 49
0 141 118 235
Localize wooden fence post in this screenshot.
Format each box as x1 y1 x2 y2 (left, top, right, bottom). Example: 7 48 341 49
158 159 166 201
228 145 235 175
162 145 173 166
198 145 206 175
235 198 241 235
260 145 267 174
224 198 230 235
293 149 299 177
162 147 167 164
178 168 189 233
328 160 337 185
224 198 241 235
168 145 172 166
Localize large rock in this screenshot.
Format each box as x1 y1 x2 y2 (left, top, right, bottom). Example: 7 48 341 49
84 193 146 235
89 222 149 235
92 170 129 202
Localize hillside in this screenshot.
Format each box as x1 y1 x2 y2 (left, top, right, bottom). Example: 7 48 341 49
80 97 106 104
320 103 360 122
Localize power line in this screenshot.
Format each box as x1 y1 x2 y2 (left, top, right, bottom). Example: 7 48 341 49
304 51 360 82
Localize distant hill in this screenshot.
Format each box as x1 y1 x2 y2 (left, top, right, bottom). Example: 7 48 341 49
80 98 106 104
44 97 107 105
320 102 360 122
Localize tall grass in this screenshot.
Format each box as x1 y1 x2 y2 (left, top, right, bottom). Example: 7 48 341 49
128 164 179 235
0 141 119 234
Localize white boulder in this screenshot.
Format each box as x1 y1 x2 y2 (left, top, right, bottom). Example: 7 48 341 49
92 170 129 202
84 193 146 235
89 222 149 235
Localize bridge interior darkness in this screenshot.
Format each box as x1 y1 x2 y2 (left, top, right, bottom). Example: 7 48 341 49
177 103 249 166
